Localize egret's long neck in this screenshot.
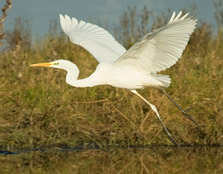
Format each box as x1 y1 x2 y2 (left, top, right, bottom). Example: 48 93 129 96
65 63 79 83
65 63 101 88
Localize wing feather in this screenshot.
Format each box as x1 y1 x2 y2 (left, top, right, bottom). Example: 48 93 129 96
60 14 126 63
114 11 197 73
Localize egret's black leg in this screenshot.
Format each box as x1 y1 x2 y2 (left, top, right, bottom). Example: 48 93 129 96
161 88 197 126
131 90 180 147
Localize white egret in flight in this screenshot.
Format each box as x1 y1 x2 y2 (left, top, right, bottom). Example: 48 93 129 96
31 11 197 146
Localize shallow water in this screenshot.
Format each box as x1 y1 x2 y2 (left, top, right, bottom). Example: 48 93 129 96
1 145 223 174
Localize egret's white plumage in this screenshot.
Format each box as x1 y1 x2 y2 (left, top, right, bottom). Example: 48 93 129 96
59 15 126 63
31 11 197 146
115 12 196 73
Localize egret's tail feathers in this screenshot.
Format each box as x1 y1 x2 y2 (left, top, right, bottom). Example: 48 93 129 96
152 74 171 87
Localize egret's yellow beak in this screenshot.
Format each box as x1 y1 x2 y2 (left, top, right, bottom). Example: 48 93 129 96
30 62 53 67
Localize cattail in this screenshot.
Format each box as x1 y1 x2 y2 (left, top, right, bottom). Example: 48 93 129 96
0 0 12 47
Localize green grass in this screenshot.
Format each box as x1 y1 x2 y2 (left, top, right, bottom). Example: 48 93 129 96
0 7 223 149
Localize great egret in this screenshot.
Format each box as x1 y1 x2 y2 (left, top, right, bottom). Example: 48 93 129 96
31 11 197 146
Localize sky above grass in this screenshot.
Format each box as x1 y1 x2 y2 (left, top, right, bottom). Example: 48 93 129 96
1 0 217 37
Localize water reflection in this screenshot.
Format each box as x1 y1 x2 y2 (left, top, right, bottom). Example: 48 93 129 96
1 146 223 173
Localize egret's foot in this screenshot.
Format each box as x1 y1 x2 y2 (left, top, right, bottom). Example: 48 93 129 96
163 127 180 147
161 88 198 126
181 110 198 126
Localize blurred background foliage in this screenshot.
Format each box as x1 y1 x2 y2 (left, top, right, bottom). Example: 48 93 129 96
0 1 223 149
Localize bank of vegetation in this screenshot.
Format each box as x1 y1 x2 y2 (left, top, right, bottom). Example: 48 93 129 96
0 1 223 148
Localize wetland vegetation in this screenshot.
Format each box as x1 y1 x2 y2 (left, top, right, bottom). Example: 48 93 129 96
1 146 223 174
0 2 223 151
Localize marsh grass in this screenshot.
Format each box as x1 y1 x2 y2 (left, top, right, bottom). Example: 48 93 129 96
1 147 223 174
0 5 223 149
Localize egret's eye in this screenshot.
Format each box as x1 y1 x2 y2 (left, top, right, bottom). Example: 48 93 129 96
54 62 59 65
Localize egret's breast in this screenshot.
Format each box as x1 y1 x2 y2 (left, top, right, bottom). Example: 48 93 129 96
102 64 146 89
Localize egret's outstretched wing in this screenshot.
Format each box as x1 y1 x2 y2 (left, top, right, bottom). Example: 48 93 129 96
114 11 197 73
60 15 126 63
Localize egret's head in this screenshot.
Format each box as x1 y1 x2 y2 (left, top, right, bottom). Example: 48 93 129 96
30 59 74 70
31 59 79 80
